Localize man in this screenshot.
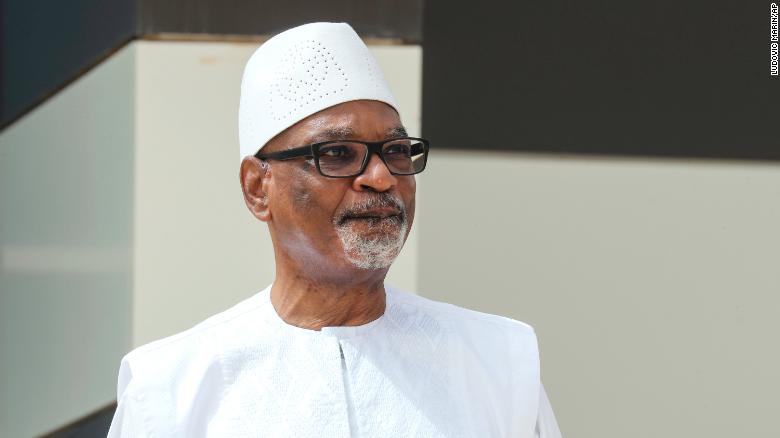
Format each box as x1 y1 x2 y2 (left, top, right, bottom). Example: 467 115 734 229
108 22 562 437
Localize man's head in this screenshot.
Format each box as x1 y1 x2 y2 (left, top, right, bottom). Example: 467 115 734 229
240 100 416 276
237 23 424 281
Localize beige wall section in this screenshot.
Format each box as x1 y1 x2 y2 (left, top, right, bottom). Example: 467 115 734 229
0 47 135 437
132 41 422 347
417 150 780 438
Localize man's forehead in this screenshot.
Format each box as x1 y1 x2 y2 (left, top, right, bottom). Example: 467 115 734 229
304 125 408 144
263 101 406 152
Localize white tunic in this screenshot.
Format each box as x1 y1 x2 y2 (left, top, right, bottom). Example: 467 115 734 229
108 285 562 437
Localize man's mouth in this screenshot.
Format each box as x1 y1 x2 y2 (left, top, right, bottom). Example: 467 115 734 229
334 194 407 227
343 207 402 222
341 213 403 227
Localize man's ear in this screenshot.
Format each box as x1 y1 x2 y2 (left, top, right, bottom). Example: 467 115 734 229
240 156 272 222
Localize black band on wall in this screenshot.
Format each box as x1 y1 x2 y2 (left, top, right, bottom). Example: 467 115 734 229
1 0 422 129
422 0 780 160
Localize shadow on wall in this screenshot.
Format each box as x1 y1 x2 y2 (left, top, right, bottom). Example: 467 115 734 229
38 403 116 438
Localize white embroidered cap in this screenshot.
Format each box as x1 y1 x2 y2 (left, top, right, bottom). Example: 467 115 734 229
238 22 399 161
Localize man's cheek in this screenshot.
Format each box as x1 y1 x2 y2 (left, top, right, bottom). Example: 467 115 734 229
291 182 313 209
288 169 320 210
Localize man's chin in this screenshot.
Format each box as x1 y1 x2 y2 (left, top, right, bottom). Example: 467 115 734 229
335 218 408 270
342 247 401 271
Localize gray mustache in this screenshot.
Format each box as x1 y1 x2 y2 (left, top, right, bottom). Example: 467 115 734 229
335 193 406 225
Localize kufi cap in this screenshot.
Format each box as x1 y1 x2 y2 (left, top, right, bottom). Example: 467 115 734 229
238 22 399 161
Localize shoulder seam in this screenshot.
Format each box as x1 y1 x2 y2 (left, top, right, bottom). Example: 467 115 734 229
389 289 535 334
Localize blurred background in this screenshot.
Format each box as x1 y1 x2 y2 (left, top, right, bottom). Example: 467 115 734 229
1 0 778 436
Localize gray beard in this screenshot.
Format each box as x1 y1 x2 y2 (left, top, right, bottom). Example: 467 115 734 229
333 195 408 270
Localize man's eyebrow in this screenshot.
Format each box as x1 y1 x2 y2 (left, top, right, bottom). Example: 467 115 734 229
386 126 408 138
306 126 355 144
305 125 408 144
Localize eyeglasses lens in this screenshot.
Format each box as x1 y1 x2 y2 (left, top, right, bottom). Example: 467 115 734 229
381 139 427 175
317 142 366 177
316 139 427 177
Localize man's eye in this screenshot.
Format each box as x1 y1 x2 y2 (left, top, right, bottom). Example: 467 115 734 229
321 145 351 158
384 144 411 156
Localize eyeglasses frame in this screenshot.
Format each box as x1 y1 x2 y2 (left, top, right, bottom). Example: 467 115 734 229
254 136 430 178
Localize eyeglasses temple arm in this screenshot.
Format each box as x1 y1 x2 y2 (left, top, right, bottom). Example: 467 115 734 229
254 144 314 160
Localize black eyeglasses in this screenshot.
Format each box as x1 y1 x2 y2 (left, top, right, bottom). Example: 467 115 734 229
254 137 429 178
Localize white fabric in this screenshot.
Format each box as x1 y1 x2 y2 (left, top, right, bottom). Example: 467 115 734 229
108 285 562 437
238 22 399 161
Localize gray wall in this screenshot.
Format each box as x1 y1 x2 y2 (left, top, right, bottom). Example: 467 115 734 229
417 150 780 437
0 45 135 438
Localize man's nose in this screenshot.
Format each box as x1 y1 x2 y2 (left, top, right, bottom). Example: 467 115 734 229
352 152 397 192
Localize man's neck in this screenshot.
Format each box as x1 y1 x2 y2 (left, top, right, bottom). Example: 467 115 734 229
269 273 387 331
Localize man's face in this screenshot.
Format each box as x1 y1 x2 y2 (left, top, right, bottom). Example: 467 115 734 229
248 100 416 276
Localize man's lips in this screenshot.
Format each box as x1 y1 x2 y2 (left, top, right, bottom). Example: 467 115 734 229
341 207 403 222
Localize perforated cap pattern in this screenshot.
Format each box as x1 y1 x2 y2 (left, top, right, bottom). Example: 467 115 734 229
239 22 399 162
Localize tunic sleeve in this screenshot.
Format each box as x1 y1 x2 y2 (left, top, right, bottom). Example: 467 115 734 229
107 390 151 438
107 358 152 438
535 383 563 438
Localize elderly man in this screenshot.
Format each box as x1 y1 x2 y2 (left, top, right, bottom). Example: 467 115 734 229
108 22 561 437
